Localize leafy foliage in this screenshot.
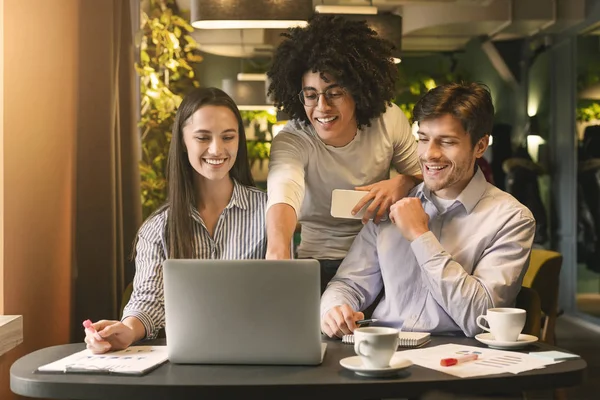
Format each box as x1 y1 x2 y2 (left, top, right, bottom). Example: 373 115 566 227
577 100 600 122
395 63 468 121
239 110 276 167
136 0 202 219
577 67 600 123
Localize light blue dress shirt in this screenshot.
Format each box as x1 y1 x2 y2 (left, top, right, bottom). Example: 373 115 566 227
320 168 536 337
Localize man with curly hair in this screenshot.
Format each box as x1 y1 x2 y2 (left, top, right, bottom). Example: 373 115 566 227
266 15 422 292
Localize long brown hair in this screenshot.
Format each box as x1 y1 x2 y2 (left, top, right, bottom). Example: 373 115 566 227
141 87 255 260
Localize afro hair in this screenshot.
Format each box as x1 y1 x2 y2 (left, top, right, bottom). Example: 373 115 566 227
267 14 398 129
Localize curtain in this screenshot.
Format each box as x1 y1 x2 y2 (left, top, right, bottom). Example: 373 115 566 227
72 0 141 341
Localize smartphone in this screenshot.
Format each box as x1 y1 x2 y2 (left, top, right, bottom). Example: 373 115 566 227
330 189 372 219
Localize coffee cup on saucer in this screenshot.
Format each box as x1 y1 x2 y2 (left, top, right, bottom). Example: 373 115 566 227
476 308 526 342
353 327 399 369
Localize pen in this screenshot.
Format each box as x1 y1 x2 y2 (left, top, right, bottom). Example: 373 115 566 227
440 354 478 366
355 318 378 325
83 319 104 342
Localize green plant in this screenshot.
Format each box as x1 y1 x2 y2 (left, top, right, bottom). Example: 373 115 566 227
395 64 468 121
577 100 600 122
136 0 202 219
240 110 276 168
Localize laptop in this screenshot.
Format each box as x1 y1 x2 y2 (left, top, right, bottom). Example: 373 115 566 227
163 259 325 365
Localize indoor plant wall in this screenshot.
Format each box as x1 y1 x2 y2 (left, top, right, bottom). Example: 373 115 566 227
136 0 203 219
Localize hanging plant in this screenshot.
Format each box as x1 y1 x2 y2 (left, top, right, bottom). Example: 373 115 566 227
136 0 203 219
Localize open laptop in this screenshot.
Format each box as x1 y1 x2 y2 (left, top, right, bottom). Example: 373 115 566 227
163 259 325 365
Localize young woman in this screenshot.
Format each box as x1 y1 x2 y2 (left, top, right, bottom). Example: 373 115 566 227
265 15 422 291
84 87 267 353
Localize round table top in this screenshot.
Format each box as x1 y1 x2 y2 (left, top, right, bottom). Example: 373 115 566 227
10 336 587 400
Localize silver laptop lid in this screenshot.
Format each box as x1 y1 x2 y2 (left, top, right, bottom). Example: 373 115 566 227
163 259 322 365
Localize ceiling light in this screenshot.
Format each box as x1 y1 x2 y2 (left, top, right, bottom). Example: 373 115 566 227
237 73 267 81
191 0 312 30
315 5 378 15
222 78 274 111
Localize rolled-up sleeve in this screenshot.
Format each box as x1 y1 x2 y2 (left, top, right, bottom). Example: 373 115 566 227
121 214 168 339
266 129 308 217
411 210 535 337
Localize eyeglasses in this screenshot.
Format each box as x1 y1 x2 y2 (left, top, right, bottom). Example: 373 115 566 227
298 87 347 107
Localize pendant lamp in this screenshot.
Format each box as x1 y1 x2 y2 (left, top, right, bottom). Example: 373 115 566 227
191 0 312 29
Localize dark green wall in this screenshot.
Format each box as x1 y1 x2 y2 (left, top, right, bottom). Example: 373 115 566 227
399 38 520 127
196 52 241 89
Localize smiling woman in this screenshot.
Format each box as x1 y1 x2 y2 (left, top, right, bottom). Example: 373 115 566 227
182 105 240 185
82 88 268 354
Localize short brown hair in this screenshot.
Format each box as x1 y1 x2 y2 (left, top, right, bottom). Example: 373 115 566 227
412 82 494 146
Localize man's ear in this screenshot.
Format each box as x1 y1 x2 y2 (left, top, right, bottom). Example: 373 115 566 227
474 135 489 158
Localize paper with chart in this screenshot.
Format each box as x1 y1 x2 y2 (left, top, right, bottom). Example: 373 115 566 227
397 344 560 378
37 346 168 375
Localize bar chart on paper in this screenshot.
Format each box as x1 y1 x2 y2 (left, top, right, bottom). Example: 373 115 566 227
398 344 560 378
37 346 168 376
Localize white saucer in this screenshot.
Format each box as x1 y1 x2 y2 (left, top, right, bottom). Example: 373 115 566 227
475 333 538 349
339 356 413 377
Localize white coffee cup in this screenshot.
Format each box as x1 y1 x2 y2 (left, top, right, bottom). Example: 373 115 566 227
353 327 399 368
476 307 526 342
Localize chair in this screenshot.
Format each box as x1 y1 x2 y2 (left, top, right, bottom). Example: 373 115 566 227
522 249 563 344
516 286 542 336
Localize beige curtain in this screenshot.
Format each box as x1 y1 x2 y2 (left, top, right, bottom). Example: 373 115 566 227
72 0 141 341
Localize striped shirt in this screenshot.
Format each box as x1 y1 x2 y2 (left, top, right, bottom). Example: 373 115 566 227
122 180 267 339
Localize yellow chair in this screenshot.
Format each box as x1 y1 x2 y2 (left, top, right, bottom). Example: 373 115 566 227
522 249 563 344
515 286 542 336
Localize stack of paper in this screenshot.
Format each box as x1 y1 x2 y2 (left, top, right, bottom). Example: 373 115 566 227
397 344 560 378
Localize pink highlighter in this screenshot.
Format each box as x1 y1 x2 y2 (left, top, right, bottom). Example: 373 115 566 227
440 353 478 367
83 319 104 341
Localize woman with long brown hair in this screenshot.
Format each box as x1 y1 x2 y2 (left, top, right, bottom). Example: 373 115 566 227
84 87 267 353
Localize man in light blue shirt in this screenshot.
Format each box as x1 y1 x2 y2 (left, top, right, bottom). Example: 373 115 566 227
320 82 536 338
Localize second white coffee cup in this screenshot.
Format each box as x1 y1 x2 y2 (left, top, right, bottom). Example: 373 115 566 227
476 307 526 342
353 327 399 368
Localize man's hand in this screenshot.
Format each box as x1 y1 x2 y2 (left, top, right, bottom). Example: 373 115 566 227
354 174 422 224
389 198 430 242
321 305 364 338
84 320 137 354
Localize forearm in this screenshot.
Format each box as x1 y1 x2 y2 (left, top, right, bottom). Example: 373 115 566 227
122 316 147 343
396 172 422 190
266 203 297 259
320 281 363 319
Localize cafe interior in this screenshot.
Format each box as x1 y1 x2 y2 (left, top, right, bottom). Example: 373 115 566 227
1 0 600 398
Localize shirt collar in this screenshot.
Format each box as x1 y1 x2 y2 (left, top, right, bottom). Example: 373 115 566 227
227 179 249 210
415 166 488 214
189 179 249 223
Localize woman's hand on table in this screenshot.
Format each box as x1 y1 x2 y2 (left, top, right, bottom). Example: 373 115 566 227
83 320 137 354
